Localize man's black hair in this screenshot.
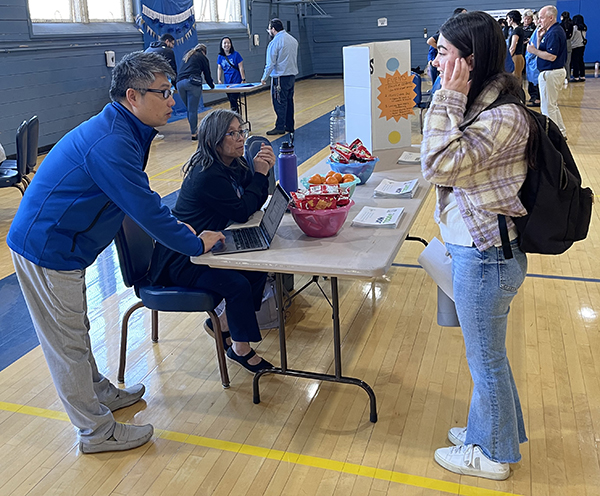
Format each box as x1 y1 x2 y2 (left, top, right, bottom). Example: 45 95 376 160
270 18 284 31
160 33 175 43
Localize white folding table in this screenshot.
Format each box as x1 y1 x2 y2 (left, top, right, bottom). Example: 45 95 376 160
192 147 431 422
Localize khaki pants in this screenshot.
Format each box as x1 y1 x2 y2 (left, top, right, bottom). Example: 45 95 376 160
538 68 567 138
11 250 119 443
512 54 525 80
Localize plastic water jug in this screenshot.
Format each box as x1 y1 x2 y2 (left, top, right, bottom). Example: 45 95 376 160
329 106 345 146
277 141 297 196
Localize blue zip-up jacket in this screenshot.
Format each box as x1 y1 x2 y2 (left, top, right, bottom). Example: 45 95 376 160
7 102 205 271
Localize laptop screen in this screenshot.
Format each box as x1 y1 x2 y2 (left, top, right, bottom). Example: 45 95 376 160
261 185 290 242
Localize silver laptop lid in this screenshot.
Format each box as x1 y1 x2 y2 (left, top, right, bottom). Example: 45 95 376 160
261 184 290 243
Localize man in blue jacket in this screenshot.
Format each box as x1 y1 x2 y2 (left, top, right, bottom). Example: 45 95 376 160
7 51 224 454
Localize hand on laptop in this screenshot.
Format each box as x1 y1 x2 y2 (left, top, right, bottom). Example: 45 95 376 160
199 230 226 253
253 143 276 175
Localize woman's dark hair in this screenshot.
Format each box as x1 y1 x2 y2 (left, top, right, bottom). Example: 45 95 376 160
440 11 538 166
219 37 236 57
561 11 574 38
506 10 522 25
440 11 517 109
573 14 587 31
183 109 246 175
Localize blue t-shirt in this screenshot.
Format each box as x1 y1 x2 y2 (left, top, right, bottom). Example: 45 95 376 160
537 22 567 71
218 51 243 84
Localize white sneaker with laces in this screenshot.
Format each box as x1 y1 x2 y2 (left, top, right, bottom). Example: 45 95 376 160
448 426 467 446
434 444 510 480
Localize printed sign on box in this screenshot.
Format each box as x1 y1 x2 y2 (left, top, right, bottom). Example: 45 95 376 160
343 40 413 151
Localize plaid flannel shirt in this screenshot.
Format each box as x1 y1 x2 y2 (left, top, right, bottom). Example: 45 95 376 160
421 82 530 251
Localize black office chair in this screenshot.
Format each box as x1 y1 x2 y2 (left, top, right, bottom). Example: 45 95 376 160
0 120 28 195
114 216 230 387
26 116 39 175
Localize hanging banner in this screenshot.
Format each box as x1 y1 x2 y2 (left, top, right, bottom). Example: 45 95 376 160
138 0 201 116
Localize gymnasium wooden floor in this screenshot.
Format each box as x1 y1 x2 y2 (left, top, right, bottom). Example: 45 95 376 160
0 76 599 496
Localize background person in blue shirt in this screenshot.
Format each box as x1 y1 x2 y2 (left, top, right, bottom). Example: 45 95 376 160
217 37 246 113
261 18 299 136
527 5 568 138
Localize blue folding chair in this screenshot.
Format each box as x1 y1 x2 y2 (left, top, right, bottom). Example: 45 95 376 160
114 216 230 387
412 73 441 133
244 135 276 194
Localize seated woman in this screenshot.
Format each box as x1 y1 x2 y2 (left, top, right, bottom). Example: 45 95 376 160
149 109 277 373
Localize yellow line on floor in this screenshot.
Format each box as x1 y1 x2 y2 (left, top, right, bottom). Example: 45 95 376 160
149 162 185 180
0 400 519 496
296 92 342 115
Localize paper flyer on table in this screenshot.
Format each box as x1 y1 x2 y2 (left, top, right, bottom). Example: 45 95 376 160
374 178 419 198
351 206 404 228
417 237 454 301
397 151 421 163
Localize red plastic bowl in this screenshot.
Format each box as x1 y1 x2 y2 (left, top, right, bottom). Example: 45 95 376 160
290 200 355 238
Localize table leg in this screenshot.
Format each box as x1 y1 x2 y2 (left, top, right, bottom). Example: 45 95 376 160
252 274 378 423
241 93 251 131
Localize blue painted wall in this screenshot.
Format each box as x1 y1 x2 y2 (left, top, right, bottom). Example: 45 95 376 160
1 0 559 156
305 0 548 75
556 0 599 64
0 0 312 155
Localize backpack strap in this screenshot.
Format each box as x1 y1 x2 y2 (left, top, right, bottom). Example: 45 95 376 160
498 214 514 259
224 54 241 74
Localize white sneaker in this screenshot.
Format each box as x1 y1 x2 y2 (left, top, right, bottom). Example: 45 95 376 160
434 444 510 480
448 426 467 446
154 134 164 141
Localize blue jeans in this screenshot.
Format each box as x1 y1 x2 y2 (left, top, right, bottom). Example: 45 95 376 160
177 79 203 135
447 240 528 463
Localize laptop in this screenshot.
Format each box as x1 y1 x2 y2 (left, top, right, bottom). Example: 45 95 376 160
212 183 290 255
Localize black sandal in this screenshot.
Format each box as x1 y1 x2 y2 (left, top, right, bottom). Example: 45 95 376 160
203 319 231 351
226 347 274 373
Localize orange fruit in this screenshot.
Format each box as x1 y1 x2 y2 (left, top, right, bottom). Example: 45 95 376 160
326 170 336 177
308 174 324 184
333 173 343 183
325 175 339 184
342 174 355 183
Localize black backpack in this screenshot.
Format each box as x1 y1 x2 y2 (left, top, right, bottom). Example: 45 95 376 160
479 94 594 259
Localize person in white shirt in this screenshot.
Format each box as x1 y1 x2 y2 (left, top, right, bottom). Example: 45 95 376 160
261 18 298 135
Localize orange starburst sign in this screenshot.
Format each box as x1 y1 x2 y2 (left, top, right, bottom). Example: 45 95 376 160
376 71 416 122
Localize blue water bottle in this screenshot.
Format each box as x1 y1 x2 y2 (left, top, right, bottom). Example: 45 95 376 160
277 141 298 195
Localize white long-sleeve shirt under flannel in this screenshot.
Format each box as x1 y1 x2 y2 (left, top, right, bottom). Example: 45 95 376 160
421 82 530 251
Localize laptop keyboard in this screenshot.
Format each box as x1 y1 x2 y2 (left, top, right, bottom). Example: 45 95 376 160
233 228 264 250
